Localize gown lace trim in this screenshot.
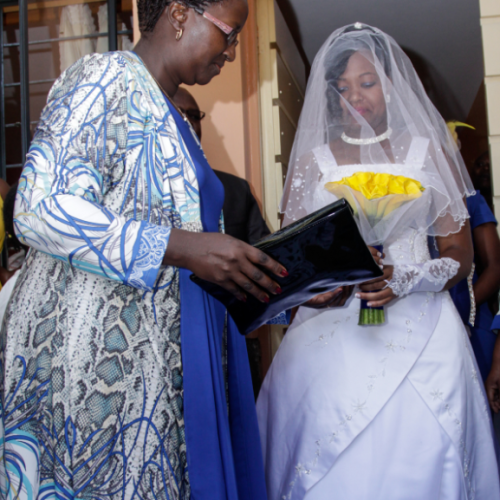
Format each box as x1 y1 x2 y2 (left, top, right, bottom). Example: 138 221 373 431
388 258 460 297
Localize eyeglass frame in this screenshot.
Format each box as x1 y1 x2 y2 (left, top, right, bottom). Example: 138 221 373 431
178 108 206 122
193 7 240 47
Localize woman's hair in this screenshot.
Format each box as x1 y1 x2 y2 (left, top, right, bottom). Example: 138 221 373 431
138 0 223 33
324 29 391 121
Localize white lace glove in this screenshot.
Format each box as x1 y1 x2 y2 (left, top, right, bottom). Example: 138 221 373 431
387 258 460 297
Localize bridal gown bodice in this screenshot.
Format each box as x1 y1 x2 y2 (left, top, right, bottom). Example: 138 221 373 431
380 227 430 265
257 223 500 500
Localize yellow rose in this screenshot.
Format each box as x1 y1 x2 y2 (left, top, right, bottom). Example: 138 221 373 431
327 172 424 200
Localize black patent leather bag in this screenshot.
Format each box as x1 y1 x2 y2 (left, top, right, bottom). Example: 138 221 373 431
190 199 383 335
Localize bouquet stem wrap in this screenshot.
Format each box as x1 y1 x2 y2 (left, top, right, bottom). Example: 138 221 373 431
359 244 385 325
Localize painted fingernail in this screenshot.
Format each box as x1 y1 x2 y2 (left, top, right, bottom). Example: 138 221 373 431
263 296 270 304
355 293 361 299
275 287 283 295
379 265 384 270
280 269 289 277
377 252 382 257
241 296 247 303
367 302 374 307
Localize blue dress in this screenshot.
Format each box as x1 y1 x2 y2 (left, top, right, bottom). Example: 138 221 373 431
449 191 498 381
168 100 268 500
493 313 500 331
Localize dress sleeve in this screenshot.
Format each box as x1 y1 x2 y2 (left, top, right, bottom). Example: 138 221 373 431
468 192 497 231
14 53 170 292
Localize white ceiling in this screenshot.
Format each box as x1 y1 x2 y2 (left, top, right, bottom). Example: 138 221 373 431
278 0 484 121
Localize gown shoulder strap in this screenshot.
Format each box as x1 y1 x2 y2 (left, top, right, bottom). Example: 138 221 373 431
312 144 338 175
405 137 430 169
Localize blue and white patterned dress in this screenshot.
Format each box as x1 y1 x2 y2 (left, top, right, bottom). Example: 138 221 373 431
0 51 211 499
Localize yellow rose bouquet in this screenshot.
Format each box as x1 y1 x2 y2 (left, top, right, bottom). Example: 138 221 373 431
325 172 425 325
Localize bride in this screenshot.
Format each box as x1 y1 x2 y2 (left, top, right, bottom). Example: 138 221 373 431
257 24 500 500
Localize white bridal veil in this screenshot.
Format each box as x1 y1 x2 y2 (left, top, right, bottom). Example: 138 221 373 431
281 23 474 245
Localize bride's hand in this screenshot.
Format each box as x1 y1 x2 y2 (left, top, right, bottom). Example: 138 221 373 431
303 286 354 309
368 246 384 266
356 265 396 307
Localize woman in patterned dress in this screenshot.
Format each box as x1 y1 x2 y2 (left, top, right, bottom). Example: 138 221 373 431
0 0 288 498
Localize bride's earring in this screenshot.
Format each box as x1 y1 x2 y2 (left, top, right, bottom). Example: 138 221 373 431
176 29 183 41
386 93 391 103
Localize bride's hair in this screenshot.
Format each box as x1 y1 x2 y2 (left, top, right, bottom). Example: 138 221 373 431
325 50 354 120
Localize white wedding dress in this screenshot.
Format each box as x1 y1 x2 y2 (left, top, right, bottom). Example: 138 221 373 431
257 148 500 500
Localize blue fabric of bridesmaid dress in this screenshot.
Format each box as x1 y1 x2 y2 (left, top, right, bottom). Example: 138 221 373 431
449 191 498 382
167 100 267 500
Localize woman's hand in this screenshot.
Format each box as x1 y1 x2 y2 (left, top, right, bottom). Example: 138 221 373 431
486 336 500 413
356 265 396 307
486 367 500 414
303 286 354 309
164 229 287 303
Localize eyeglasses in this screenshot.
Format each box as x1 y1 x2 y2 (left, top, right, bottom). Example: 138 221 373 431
179 108 206 122
195 8 240 47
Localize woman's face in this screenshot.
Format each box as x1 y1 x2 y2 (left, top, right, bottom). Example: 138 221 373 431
177 0 248 86
337 51 387 134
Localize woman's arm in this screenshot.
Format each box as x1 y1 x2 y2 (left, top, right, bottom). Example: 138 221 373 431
14 54 171 292
472 222 500 306
15 54 286 301
434 219 474 289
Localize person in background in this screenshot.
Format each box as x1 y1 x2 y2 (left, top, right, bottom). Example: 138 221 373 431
446 142 500 383
470 151 493 211
486 307 500 413
448 189 500 382
0 178 13 287
0 179 9 201
173 87 271 398
173 87 271 244
473 149 500 411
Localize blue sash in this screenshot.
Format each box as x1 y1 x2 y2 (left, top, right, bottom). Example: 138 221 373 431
168 101 267 500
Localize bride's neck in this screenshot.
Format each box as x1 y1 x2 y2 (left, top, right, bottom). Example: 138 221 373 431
343 122 389 139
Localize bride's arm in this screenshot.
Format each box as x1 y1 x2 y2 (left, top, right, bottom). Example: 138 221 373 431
357 220 473 308
434 219 473 289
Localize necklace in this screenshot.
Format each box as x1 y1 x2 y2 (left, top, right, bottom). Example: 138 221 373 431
341 127 392 145
135 54 188 122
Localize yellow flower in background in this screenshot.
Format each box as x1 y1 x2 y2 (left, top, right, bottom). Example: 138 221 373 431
446 121 475 146
325 172 424 200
